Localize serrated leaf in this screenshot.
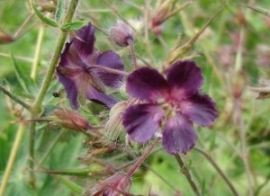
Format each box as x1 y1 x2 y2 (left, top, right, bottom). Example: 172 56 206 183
55 0 65 22
31 0 58 27
61 21 87 31
11 54 34 93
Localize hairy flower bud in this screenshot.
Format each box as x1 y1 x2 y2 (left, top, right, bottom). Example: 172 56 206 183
109 20 133 47
105 101 127 144
53 108 91 131
84 172 131 196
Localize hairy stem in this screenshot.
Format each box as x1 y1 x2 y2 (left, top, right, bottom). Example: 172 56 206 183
127 139 159 177
127 39 138 69
28 122 36 189
0 84 31 110
89 64 129 76
174 154 201 196
236 99 254 196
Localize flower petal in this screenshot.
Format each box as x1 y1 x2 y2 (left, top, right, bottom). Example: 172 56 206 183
126 67 169 102
95 51 124 88
72 23 95 58
58 42 84 69
181 93 218 126
167 61 203 98
87 86 117 108
162 114 197 154
56 72 79 109
123 104 164 142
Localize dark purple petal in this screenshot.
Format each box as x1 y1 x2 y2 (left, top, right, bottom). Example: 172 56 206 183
58 42 84 69
95 51 124 88
123 104 164 142
72 23 95 58
87 86 117 108
167 61 203 98
126 67 170 102
162 114 197 154
181 93 218 127
56 71 79 109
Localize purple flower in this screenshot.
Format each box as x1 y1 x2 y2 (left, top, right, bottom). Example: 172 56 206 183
57 23 124 109
123 61 218 154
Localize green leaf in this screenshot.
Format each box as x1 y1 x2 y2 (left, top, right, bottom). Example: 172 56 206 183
31 0 58 27
61 21 87 31
54 175 83 194
11 54 34 93
55 0 65 22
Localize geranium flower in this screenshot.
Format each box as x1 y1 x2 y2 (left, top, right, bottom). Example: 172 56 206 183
57 23 124 109
123 61 218 154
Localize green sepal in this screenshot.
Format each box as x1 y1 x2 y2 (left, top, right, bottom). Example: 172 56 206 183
31 0 59 27
61 21 88 31
55 0 65 22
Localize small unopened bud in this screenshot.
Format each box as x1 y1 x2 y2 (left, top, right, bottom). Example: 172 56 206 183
84 172 131 196
150 1 192 36
151 0 171 27
105 101 127 144
0 30 14 44
53 108 91 131
109 20 133 47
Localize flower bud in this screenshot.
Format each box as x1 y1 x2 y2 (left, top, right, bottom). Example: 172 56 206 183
105 101 127 144
109 20 133 47
53 108 91 131
84 172 131 196
151 0 171 27
0 30 14 44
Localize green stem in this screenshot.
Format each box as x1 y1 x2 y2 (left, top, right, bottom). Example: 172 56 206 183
194 147 239 196
89 64 129 76
0 124 26 196
28 121 36 189
236 99 254 196
174 154 201 196
127 139 159 177
31 24 46 80
32 0 80 114
127 39 138 69
0 84 31 110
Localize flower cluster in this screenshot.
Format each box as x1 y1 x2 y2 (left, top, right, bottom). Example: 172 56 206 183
57 23 218 155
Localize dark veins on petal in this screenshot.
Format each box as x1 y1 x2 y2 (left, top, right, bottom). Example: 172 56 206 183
162 114 197 154
126 67 169 102
57 23 125 109
57 72 79 109
123 103 164 142
95 51 124 88
166 60 203 98
180 93 218 127
72 23 95 57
